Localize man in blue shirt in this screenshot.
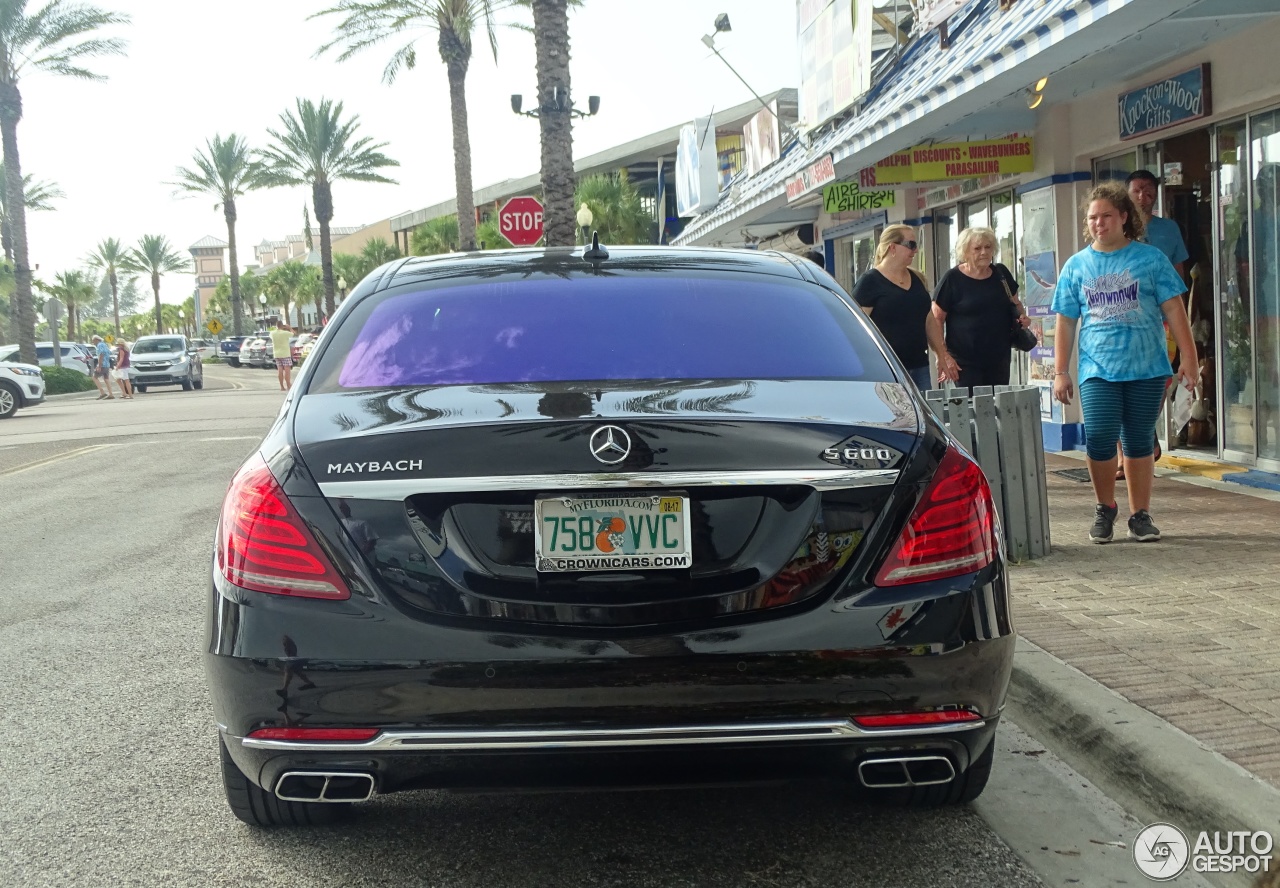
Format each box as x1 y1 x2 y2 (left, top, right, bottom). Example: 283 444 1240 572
91 335 114 400
1126 170 1189 275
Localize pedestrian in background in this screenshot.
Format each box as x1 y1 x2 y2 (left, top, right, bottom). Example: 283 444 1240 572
932 226 1030 388
852 224 955 391
270 318 294 392
90 335 114 400
1051 181 1197 544
112 339 133 399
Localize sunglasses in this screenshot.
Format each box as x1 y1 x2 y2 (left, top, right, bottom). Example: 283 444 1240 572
896 240 919 250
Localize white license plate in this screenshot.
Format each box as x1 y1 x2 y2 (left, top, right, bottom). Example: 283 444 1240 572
534 495 693 573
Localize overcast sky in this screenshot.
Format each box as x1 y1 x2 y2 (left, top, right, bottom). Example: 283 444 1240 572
22 0 798 303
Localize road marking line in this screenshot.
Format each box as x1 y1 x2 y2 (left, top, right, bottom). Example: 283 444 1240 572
0 443 119 476
203 436 259 442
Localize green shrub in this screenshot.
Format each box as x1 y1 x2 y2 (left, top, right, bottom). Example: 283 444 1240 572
42 367 97 395
204 354 222 364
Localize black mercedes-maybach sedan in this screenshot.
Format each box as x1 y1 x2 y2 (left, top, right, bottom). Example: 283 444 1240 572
206 244 1014 826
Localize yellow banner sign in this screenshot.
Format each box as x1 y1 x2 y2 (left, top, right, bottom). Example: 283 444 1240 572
860 138 1035 186
822 181 896 213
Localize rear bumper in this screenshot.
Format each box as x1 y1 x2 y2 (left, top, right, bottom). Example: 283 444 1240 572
206 575 1014 793
219 716 999 795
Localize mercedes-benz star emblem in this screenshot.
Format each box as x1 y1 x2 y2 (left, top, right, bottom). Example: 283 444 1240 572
589 425 632 465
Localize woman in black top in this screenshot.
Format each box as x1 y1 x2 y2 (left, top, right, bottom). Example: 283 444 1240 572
852 224 956 390
932 226 1031 388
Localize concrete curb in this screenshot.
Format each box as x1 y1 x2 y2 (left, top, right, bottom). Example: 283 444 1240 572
1006 636 1280 888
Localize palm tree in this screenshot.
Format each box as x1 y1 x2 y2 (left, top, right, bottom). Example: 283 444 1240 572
1 168 62 342
332 251 368 294
85 237 130 339
172 134 267 338
258 98 397 317
264 260 309 327
297 265 323 326
411 214 459 256
574 171 652 244
124 234 189 334
0 164 62 262
35 269 93 343
528 0 575 246
313 0 509 252
0 0 129 365
359 236 399 268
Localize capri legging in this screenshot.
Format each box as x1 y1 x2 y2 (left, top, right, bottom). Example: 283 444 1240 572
1079 377 1168 461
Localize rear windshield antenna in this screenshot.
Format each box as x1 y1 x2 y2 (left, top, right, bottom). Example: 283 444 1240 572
582 231 609 262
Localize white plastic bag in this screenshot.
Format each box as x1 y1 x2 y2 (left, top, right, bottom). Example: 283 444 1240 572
1172 383 1194 431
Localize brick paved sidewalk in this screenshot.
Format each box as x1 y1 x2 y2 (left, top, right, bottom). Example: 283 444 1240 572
1012 453 1280 789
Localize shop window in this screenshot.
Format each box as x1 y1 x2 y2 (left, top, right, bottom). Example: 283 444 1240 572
1249 109 1280 461
934 208 957 273
961 198 988 231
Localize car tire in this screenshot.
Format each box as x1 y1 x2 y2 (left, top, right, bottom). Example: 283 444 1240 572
0 381 19 419
193 374 204 390
182 374 193 391
135 385 147 393
218 738 350 827
228 357 240 367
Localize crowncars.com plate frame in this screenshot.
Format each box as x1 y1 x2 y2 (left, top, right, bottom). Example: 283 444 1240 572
534 494 693 573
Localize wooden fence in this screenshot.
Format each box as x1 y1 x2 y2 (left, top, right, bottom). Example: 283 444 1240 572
924 385 1051 561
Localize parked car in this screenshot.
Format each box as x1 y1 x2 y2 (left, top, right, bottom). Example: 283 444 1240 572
0 357 46 419
207 247 1012 827
189 338 218 361
0 342 94 375
297 333 319 365
240 337 267 368
129 334 204 392
291 333 315 365
221 336 250 367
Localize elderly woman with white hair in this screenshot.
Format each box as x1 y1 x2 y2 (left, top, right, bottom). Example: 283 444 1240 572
932 226 1031 388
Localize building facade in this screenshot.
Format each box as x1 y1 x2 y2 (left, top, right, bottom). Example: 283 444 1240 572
675 0 1280 470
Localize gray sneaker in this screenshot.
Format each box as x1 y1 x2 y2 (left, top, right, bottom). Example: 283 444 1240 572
1127 510 1161 542
1090 502 1118 543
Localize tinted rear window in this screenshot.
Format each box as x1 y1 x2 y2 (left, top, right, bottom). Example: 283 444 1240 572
311 275 889 391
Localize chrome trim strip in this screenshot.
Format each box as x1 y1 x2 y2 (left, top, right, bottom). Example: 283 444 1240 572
318 468 899 500
235 717 985 752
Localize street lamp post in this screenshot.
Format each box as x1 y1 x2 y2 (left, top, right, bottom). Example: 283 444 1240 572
576 204 594 245
337 275 348 309
178 309 185 337
258 293 267 324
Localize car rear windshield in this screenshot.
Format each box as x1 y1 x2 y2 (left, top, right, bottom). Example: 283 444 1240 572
134 338 184 354
309 274 890 391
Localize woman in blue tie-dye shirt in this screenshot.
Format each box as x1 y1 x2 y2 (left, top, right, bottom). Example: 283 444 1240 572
1051 182 1197 546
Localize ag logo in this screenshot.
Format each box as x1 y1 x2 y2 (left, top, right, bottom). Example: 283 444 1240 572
1133 822 1190 881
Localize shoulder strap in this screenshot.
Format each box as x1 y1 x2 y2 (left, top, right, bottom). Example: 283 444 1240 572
996 264 1016 302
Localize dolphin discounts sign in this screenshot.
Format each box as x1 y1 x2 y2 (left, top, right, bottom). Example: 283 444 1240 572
858 138 1034 186
1119 64 1211 141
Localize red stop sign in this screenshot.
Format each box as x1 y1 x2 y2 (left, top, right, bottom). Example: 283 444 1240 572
498 196 545 246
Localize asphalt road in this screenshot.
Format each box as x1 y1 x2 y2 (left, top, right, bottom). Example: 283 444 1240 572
0 363 1176 888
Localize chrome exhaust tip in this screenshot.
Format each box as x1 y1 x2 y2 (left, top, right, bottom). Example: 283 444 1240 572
857 755 956 788
275 771 376 803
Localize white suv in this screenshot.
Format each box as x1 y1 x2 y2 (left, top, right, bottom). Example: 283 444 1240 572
129 334 205 393
0 358 46 419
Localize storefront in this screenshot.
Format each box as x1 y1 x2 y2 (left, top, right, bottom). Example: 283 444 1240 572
1062 14 1280 469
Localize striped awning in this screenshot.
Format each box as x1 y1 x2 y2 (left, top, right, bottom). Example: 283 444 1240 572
675 0 1168 245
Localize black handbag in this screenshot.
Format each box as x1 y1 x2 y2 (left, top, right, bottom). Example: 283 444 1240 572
1000 268 1037 352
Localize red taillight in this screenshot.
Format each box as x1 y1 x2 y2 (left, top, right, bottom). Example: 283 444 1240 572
247 727 379 742
853 710 983 729
218 454 350 599
873 446 996 586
